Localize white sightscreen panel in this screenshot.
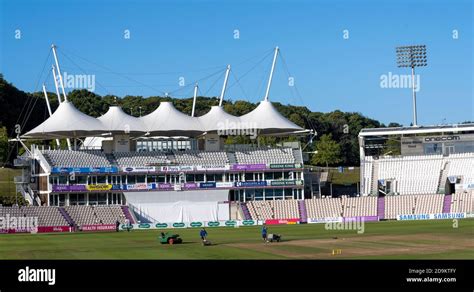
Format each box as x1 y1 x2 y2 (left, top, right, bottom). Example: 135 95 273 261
124 190 229 222
125 190 229 203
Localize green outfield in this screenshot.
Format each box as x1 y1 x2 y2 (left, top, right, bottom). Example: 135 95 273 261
0 219 472 259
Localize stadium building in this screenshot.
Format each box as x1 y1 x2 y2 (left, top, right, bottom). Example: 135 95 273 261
13 98 308 224
3 46 473 233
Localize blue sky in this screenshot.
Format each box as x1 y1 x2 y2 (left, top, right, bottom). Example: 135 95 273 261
0 0 472 126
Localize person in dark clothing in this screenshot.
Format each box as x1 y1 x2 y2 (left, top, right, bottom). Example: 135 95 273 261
199 228 208 241
115 220 120 232
262 225 268 242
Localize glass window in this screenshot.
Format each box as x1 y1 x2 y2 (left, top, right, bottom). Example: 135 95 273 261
97 176 106 184
59 194 66 206
89 193 98 205
424 143 442 155
274 172 283 180
77 176 87 184
136 175 146 183
285 189 293 199
274 189 283 200
59 175 67 185
195 174 205 182
264 172 273 180
98 193 107 205
245 189 254 201
255 189 264 200
69 194 77 205
78 194 86 205
245 173 253 181
127 175 136 184
186 174 195 182
265 189 274 200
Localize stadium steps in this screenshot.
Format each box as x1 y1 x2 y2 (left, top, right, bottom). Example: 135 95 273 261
442 195 452 213
377 197 385 219
121 205 136 224
59 207 75 226
371 162 379 195
298 200 307 223
240 203 252 220
437 161 450 194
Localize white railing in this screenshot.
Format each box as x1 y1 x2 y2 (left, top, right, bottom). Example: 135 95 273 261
17 184 33 205
33 146 51 174
127 203 158 223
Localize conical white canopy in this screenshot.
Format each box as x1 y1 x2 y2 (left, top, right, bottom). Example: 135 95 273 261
98 106 146 135
198 106 242 132
239 100 303 134
22 101 106 139
140 101 204 137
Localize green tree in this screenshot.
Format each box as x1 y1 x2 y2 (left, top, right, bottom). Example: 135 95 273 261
311 134 342 168
0 126 8 164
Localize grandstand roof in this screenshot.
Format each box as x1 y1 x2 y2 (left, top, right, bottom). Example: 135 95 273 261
240 100 304 134
22 100 307 139
23 101 106 139
359 123 474 137
98 106 146 135
198 106 241 132
140 101 204 137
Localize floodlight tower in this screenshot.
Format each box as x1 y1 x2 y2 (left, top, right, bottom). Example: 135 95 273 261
396 45 427 127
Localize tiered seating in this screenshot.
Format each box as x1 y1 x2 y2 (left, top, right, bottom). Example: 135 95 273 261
42 150 110 167
447 153 474 184
22 206 68 226
413 194 444 214
272 200 300 219
234 147 295 164
451 191 474 213
342 196 377 217
305 197 342 218
246 200 300 220
377 155 443 195
384 195 416 219
0 206 24 218
247 201 273 220
92 206 127 224
0 206 68 227
115 151 169 167
173 150 229 166
65 205 126 226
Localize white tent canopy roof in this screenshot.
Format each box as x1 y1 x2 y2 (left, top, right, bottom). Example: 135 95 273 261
98 106 146 135
22 100 306 139
140 101 204 137
198 106 242 132
22 101 107 139
239 100 303 134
